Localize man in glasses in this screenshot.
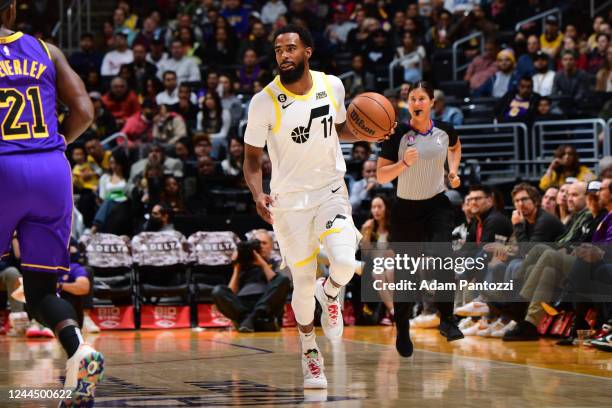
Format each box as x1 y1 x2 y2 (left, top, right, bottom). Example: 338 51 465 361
511 183 565 243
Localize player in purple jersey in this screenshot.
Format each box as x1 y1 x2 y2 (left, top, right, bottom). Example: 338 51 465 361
0 1 103 406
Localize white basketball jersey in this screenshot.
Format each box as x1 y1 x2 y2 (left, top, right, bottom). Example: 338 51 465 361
244 70 347 198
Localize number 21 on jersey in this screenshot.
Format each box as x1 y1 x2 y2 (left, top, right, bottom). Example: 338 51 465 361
0 86 48 140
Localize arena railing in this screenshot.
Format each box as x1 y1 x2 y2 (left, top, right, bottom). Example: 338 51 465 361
388 51 423 90
531 118 607 177
452 32 484 81
514 8 561 33
455 122 529 181
55 0 91 55
591 0 612 18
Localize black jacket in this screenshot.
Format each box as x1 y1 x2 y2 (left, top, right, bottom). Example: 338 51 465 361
513 208 565 243
467 207 513 243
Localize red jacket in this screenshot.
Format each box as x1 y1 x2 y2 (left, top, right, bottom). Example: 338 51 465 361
102 91 141 123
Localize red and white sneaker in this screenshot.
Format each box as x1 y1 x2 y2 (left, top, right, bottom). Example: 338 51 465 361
314 278 343 340
60 344 105 407
302 348 327 389
591 324 612 352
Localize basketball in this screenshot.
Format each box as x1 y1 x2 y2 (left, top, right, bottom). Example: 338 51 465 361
346 92 396 142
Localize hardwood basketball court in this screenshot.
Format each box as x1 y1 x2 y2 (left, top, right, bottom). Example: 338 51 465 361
1 326 610 407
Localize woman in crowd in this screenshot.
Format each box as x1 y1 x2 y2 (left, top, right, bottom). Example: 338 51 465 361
160 175 188 215
92 150 131 235
221 137 245 177
539 144 595 190
197 92 231 159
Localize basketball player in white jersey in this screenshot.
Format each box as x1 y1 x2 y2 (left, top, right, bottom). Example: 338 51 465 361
244 25 389 388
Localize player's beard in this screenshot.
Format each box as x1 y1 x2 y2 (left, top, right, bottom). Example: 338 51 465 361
278 59 306 85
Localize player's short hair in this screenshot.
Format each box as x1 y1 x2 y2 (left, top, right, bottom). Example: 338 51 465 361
273 24 314 49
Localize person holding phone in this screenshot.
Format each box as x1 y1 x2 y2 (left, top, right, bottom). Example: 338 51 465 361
539 144 595 190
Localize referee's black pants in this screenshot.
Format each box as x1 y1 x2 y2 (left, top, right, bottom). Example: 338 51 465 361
390 192 456 325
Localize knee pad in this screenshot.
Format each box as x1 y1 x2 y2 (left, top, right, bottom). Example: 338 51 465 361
322 225 358 287
290 263 317 326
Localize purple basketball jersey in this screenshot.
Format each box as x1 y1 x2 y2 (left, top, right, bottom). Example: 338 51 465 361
0 32 63 155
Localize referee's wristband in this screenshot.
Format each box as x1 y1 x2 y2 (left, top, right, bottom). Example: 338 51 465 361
401 159 410 168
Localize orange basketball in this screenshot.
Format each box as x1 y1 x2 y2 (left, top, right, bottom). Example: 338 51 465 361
346 92 396 142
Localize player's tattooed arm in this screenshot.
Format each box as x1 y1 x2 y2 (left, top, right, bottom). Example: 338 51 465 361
335 122 360 142
47 42 94 143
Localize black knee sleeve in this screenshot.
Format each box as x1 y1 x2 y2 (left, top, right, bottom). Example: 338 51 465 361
22 270 77 330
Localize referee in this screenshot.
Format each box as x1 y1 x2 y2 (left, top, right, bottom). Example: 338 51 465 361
377 81 464 357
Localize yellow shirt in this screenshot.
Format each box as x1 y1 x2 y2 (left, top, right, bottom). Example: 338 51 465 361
73 163 99 191
539 165 595 190
87 151 111 173
540 32 563 56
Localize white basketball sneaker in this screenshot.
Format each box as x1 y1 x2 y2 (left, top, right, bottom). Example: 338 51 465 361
314 278 343 340
302 348 327 389
60 344 105 407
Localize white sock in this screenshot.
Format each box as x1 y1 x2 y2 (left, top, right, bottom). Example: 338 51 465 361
299 329 317 352
323 278 341 299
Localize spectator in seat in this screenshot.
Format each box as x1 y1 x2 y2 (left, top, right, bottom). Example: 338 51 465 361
595 45 612 92
541 186 559 217
531 51 555 97
557 182 572 225
511 183 565 243
464 39 498 92
129 143 184 186
212 230 291 332
69 33 103 80
193 132 214 160
124 43 158 94
432 89 463 126
153 104 188 147
100 29 134 77
515 35 540 78
494 76 540 124
467 185 513 244
72 145 99 194
177 27 206 65
551 50 590 115
133 16 158 50
261 0 288 26
395 31 426 84
539 15 563 60
588 33 609 74
197 92 231 159
58 241 93 328
364 29 394 71
473 48 518 98
342 54 376 100
157 39 201 85
91 149 131 235
85 137 111 176
587 16 606 51
221 137 244 177
102 76 141 128
345 141 372 183
144 203 176 232
171 84 200 132
203 26 236 69
325 3 358 48
112 7 135 45
239 21 274 70
350 159 393 213
220 0 250 39
425 8 453 51
533 97 563 121
557 36 588 71
118 99 156 151
540 144 595 190
237 48 263 94
218 75 242 127
160 175 188 215
146 35 169 70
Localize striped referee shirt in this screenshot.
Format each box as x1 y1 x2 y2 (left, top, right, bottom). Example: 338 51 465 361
379 120 459 200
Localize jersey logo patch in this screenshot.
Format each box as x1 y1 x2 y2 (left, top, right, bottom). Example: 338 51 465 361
2 46 9 56
277 94 287 103
291 104 330 144
316 91 327 100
